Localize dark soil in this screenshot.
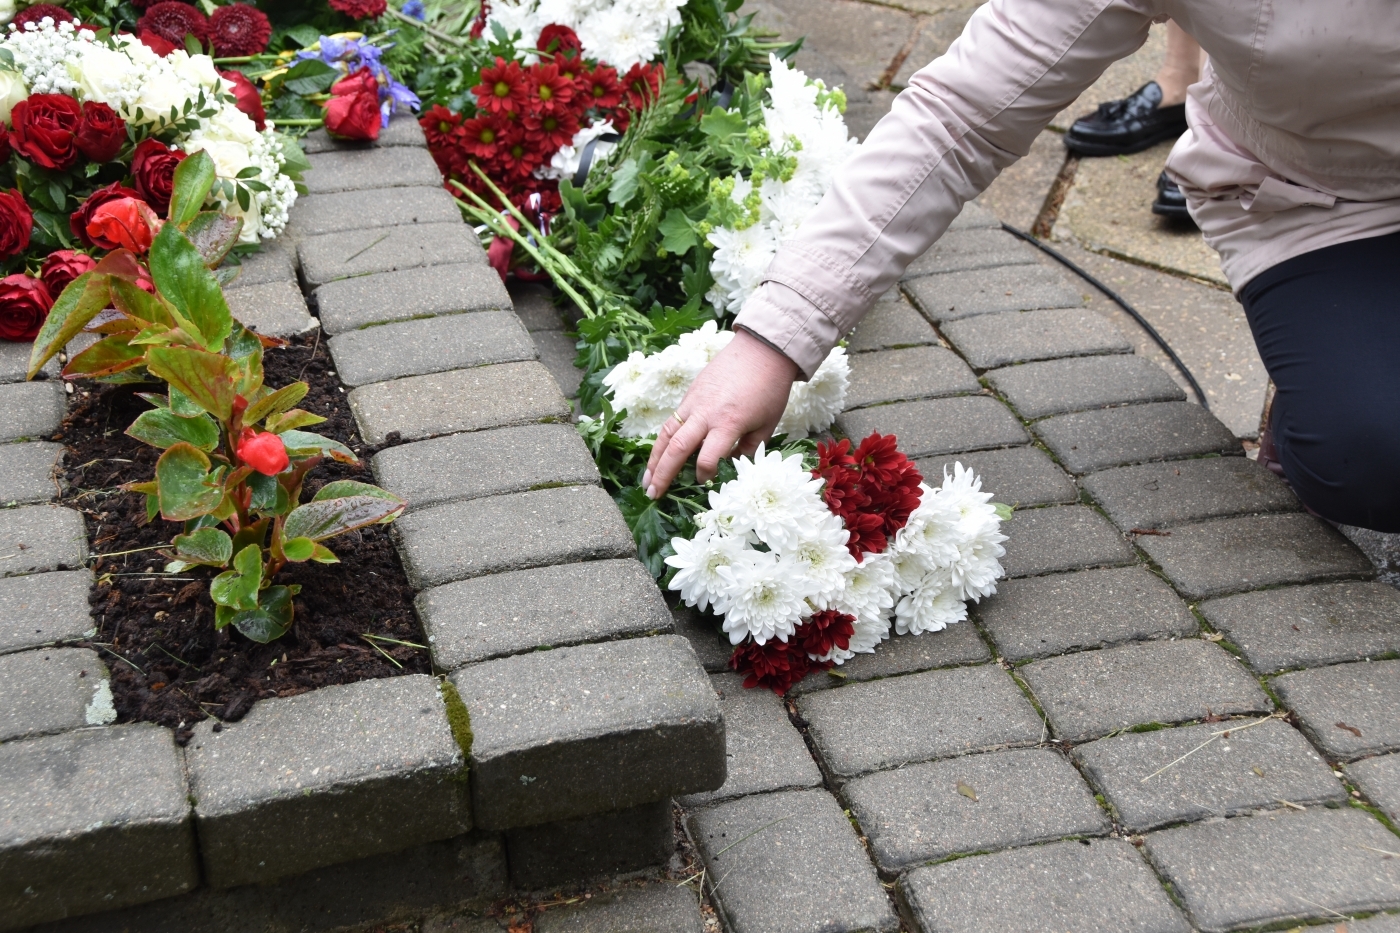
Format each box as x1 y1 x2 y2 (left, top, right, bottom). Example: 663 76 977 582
55 333 428 744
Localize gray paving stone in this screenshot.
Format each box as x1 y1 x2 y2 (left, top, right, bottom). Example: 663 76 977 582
1341 913 1400 933
977 566 1198 662
792 622 991 695
797 664 1042 783
846 292 938 352
1084 456 1299 531
1034 402 1241 474
0 339 57 382
314 263 511 334
224 242 295 287
844 345 979 409
372 423 599 511
0 505 88 577
450 635 724 830
671 605 733 672
941 307 1132 370
185 675 468 889
678 672 823 807
0 647 112 742
1145 807 1400 932
301 145 443 194
298 223 484 287
224 279 316 336
949 200 1001 230
1020 640 1272 742
531 328 583 398
1198 581 1400 674
348 361 570 446
689 788 898 933
0 569 94 654
418 559 671 669
0 441 62 505
1075 719 1345 833
0 723 197 929
845 747 1108 874
509 281 569 332
835 395 1028 460
1000 504 1136 578
1272 660 1400 760
395 485 634 587
0 380 65 443
988 354 1185 419
299 113 427 154
534 884 704 933
505 800 672 890
917 445 1078 508
285 185 461 239
329 311 536 387
905 227 1041 277
1137 513 1375 600
904 264 1083 323
1350 752 1400 824
899 838 1190 933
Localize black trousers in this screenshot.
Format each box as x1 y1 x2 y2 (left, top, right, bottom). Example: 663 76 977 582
1239 230 1400 532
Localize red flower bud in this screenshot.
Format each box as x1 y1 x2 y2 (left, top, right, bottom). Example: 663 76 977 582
85 197 161 254
323 67 382 141
237 429 289 476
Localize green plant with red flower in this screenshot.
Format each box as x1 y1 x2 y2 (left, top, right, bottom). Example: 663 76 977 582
25 151 405 643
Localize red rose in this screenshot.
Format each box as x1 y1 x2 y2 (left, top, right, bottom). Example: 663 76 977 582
237 429 289 475
537 24 582 57
137 1 210 50
220 70 266 131
209 3 271 58
323 68 381 141
74 101 127 163
10 94 83 171
328 0 387 18
131 138 186 217
70 183 142 249
86 197 161 254
0 188 33 260
12 4 79 29
137 29 177 57
41 250 98 297
0 274 54 343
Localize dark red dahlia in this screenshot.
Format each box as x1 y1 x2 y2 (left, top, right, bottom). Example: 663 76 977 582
12 4 78 28
473 57 529 115
579 64 623 110
329 0 388 19
524 62 575 115
621 62 664 111
137 1 210 49
523 109 578 153
208 3 272 57
730 639 812 695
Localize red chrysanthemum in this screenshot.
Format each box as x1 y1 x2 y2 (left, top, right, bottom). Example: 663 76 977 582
457 114 512 160
730 638 812 695
522 109 578 154
496 129 545 180
796 610 856 662
579 64 623 110
136 1 210 49
524 62 576 115
420 104 461 151
609 107 631 134
208 3 272 57
328 0 388 18
621 62 664 111
473 57 529 115
536 23 582 57
813 433 922 559
12 4 78 28
553 54 587 94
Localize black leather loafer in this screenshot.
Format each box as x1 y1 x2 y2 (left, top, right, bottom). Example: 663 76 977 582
1151 171 1194 223
1064 81 1187 156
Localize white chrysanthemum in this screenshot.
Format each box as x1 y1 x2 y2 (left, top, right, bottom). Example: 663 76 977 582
773 511 855 603
487 0 684 68
895 567 968 635
539 119 618 181
707 222 776 315
891 483 962 569
665 526 749 614
675 320 734 363
848 612 892 655
707 444 828 552
774 345 849 438
714 548 807 645
576 6 661 70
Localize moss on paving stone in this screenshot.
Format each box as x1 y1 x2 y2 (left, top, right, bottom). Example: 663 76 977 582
439 678 475 776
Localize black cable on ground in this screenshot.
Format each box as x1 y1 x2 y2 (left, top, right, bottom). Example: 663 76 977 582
999 222 1211 410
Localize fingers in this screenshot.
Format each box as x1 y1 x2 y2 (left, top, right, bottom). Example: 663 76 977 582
695 422 744 483
644 413 680 479
647 413 708 497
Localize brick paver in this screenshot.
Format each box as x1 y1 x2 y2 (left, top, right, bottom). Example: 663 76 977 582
505 801 672 890
0 569 94 653
533 883 705 933
0 647 112 742
836 394 1028 460
791 621 989 694
917 445 1078 507
315 263 511 334
1350 752 1400 824
940 307 1132 369
843 345 978 408
1034 401 1240 474
1272 660 1400 760
299 222 485 286
225 279 316 336
987 354 1185 419
999 504 1136 578
286 185 462 238
1083 456 1299 531
0 380 65 443
0 440 63 505
328 310 537 386
904 263 1082 322
846 292 940 352
903 226 1040 277
0 504 88 577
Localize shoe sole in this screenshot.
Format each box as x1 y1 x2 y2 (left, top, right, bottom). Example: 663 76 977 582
1063 126 1186 158
1150 201 1195 223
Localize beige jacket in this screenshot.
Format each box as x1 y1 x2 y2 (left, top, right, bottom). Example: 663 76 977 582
736 0 1400 377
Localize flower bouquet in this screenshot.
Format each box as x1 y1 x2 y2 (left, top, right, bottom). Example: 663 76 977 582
667 436 1009 693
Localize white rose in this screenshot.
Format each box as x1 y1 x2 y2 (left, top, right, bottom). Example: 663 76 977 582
132 72 194 126
169 51 221 92
0 0 16 25
0 69 27 124
200 104 260 147
67 45 137 109
184 136 254 180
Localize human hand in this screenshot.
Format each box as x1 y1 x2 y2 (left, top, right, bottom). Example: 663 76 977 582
642 328 800 498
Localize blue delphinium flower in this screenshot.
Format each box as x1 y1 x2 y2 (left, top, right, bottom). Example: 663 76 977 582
402 0 427 19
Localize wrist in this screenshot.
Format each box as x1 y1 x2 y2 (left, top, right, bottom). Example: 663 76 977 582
733 326 801 381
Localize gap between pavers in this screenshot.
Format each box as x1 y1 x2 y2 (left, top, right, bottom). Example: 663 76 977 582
836 394 1028 460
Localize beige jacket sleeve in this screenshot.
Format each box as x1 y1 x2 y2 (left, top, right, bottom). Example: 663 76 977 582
734 0 1161 377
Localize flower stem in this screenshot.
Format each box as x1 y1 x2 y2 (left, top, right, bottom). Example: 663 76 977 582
272 118 326 126
383 6 468 46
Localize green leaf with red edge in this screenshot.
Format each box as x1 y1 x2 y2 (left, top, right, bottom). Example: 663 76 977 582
145 346 240 421
226 325 264 398
210 543 263 612
282 494 405 542
83 309 142 334
229 585 294 643
279 430 357 463
310 543 339 563
62 334 146 379
245 382 308 426
264 408 326 433
155 442 224 521
92 249 142 282
172 526 233 567
184 211 243 268
169 150 217 228
311 480 402 504
127 408 220 451
149 222 232 352
111 278 176 328
27 272 111 379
